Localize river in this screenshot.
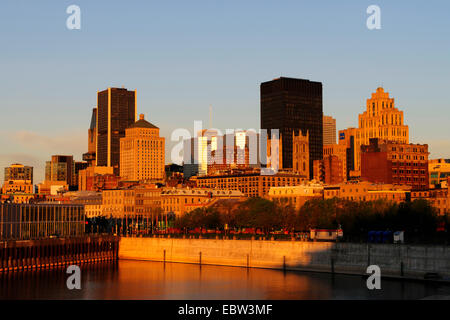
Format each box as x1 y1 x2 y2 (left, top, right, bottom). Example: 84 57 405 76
0 260 449 299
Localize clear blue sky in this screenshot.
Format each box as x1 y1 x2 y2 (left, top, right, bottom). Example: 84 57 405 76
0 0 449 184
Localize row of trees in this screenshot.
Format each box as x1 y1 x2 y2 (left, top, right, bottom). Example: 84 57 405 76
174 197 449 242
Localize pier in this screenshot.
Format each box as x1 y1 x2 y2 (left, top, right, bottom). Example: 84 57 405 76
0 235 119 272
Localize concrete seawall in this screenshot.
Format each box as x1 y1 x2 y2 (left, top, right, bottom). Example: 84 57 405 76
119 237 450 280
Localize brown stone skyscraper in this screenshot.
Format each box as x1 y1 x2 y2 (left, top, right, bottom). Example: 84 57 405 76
96 87 136 175
354 87 409 174
261 77 323 178
120 114 165 182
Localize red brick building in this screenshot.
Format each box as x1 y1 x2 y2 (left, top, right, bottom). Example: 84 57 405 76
313 155 344 185
361 138 429 190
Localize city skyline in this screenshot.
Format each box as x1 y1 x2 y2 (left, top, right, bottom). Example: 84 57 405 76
1 1 450 184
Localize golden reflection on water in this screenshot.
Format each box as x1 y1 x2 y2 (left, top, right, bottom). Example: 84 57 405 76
0 260 449 300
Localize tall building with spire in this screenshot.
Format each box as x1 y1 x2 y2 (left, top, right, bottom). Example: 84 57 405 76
96 87 136 175
82 108 97 167
351 87 409 175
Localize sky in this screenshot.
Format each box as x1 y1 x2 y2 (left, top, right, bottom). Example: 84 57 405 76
0 0 449 185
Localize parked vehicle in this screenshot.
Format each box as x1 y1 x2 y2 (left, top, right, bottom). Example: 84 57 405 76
394 231 404 244
368 230 403 244
310 229 343 241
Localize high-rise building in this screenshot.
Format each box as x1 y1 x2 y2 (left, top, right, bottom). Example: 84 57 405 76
96 87 136 175
361 138 428 191
82 108 97 167
338 128 358 179
323 115 336 145
182 130 213 178
4 164 33 185
354 87 409 174
261 77 323 178
45 155 76 186
183 130 261 178
38 155 76 194
120 114 165 182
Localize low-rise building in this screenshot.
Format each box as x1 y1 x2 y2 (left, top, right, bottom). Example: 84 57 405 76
324 181 411 203
161 188 244 216
313 155 344 185
63 191 103 219
102 189 136 219
268 182 323 210
195 169 305 198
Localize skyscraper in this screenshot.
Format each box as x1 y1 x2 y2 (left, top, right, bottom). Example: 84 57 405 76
120 114 165 182
82 107 97 167
96 87 136 175
44 155 75 187
354 87 409 174
323 115 336 145
261 77 323 178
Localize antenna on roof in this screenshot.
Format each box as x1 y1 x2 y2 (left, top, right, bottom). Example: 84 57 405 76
209 105 212 129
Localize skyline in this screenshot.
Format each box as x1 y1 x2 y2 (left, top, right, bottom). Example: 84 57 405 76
1 1 450 184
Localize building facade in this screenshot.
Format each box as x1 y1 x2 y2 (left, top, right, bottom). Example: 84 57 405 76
353 87 409 175
338 128 358 180
102 189 136 219
292 131 309 179
323 144 347 182
4 164 33 184
428 159 450 189
45 155 76 187
38 155 76 194
268 183 323 210
161 188 244 216
261 77 323 176
324 181 411 203
313 155 344 185
120 114 165 182
323 115 336 145
0 203 85 240
361 138 429 191
96 87 136 175
2 163 34 204
195 169 305 198
82 107 98 167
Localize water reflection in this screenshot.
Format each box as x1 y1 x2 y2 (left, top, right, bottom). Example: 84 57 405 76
0 260 449 300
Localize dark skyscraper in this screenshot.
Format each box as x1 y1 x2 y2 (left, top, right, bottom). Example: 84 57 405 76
261 77 323 178
82 107 97 167
96 87 136 175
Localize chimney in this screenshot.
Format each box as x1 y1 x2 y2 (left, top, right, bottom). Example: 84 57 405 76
139 114 145 120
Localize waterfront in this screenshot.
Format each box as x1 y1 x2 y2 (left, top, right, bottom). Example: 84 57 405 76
1 260 450 300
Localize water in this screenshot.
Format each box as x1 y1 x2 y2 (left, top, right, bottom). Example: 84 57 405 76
0 260 449 300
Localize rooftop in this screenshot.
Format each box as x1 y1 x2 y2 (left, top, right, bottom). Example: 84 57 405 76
128 114 159 129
